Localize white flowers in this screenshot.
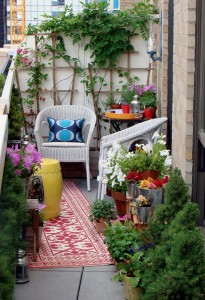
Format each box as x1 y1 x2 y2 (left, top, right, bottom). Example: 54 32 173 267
97 141 127 187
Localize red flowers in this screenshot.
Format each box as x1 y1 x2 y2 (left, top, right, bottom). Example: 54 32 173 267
126 170 141 182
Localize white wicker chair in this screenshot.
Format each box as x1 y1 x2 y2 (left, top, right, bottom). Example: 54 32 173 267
34 105 96 191
97 117 168 199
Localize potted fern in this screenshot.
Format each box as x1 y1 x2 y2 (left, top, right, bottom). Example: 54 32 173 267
89 199 116 233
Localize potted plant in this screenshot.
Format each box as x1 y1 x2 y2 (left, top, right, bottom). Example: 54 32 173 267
103 216 142 263
138 84 157 119
7 143 42 196
112 250 148 300
120 132 172 179
138 176 169 207
89 199 116 233
121 89 136 113
135 195 153 223
102 94 121 111
99 141 129 216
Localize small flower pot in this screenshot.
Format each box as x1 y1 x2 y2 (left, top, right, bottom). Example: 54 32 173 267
110 103 121 109
121 104 131 114
136 206 153 223
144 107 156 119
94 218 107 234
138 187 164 206
126 183 139 199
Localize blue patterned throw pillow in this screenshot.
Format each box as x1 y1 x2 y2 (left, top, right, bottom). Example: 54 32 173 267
47 117 85 143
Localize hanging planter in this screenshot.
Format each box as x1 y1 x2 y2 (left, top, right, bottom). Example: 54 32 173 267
138 187 164 207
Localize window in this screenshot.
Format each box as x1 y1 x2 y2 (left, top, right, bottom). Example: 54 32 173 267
113 0 119 10
51 0 64 6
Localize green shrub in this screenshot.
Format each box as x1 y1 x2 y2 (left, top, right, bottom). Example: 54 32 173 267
0 158 27 299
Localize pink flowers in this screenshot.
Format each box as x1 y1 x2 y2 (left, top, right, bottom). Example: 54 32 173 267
15 48 33 68
7 143 42 178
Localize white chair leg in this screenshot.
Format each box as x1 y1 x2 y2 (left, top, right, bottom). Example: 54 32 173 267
97 181 102 199
85 162 91 192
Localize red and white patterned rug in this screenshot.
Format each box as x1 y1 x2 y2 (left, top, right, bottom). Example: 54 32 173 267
27 180 113 269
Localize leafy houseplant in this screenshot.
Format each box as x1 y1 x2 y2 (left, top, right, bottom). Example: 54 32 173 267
89 199 116 233
119 132 172 178
121 89 136 105
103 217 141 263
112 250 148 299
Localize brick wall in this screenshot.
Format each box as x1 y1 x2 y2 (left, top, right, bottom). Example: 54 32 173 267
172 0 196 188
155 0 196 190
120 0 140 10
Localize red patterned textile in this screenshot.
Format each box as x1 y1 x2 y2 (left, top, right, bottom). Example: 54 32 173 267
27 180 112 269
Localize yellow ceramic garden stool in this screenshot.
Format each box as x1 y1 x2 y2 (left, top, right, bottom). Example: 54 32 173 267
35 158 63 220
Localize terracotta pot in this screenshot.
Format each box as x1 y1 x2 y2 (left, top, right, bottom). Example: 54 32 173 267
110 103 121 109
121 104 131 114
94 218 107 234
111 191 129 217
139 170 159 180
122 277 142 300
111 190 127 202
144 107 156 119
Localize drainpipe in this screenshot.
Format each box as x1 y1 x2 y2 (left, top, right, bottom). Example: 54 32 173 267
167 0 174 151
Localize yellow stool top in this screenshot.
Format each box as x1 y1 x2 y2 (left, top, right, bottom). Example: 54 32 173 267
37 158 61 173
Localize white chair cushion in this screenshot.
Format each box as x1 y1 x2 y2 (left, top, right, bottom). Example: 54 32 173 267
42 142 86 147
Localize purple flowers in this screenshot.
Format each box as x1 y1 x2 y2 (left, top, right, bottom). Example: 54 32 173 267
129 83 157 96
7 143 42 178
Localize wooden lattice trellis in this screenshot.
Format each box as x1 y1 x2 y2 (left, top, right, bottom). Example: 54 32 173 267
14 33 154 148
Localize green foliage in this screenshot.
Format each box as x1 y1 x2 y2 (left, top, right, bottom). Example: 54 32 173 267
121 89 136 104
101 94 119 110
119 134 169 177
140 168 205 299
0 74 6 96
140 94 158 109
89 199 116 222
112 251 146 288
25 1 158 71
144 168 190 245
8 85 25 139
103 219 141 262
0 158 27 299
